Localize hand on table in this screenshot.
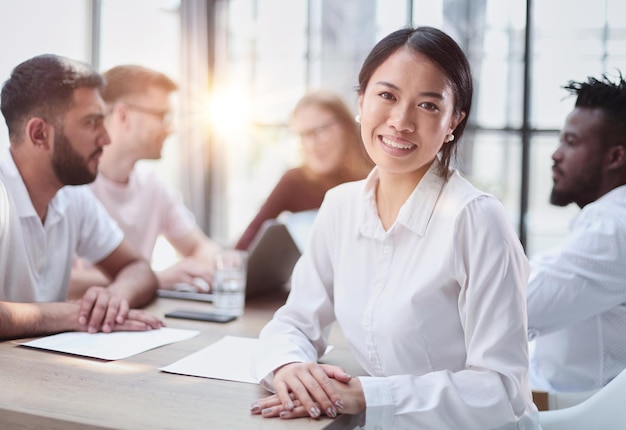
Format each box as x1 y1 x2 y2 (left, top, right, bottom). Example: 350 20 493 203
77 286 132 333
110 309 165 332
156 259 213 292
76 287 164 333
251 363 364 420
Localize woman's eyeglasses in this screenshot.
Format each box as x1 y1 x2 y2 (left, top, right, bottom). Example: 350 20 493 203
295 120 340 142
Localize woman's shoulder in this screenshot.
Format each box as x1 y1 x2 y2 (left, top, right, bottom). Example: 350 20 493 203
444 170 496 204
324 178 367 203
436 171 510 225
280 167 307 180
270 167 317 194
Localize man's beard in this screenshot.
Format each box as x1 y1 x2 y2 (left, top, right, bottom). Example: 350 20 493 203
549 188 572 207
51 129 100 186
549 167 602 208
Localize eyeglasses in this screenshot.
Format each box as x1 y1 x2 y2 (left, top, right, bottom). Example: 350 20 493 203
296 120 340 142
124 103 172 125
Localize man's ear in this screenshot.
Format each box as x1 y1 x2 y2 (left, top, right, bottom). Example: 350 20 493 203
25 117 52 150
606 145 626 171
112 103 132 130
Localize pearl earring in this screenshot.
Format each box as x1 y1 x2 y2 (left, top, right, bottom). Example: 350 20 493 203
447 133 455 142
355 114 361 124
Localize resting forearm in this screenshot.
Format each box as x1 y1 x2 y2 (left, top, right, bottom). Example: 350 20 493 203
68 265 111 300
0 301 81 341
190 239 221 265
107 259 158 308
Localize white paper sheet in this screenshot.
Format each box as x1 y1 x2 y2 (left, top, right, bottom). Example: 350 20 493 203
21 327 200 360
160 335 335 384
160 335 259 383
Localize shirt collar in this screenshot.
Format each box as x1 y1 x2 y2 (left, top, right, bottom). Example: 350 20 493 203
597 184 626 203
357 159 448 239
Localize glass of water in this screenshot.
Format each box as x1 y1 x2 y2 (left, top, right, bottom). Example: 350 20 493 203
213 249 248 316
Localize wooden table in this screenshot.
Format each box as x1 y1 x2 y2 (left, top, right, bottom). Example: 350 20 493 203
0 293 362 430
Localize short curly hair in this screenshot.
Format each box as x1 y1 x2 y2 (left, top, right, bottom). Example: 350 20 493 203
563 72 626 150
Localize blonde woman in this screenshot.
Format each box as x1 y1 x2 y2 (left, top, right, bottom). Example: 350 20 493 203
235 90 373 250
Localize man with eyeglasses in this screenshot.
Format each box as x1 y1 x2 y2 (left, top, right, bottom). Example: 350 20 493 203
0 54 163 340
69 65 220 297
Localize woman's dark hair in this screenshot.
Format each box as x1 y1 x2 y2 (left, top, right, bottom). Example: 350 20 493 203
357 26 473 176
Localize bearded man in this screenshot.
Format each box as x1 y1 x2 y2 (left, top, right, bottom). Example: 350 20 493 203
0 54 163 340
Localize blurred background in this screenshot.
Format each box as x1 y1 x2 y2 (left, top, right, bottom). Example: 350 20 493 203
1 0 625 260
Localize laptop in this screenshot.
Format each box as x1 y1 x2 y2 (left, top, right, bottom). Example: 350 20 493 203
158 210 316 301
157 285 215 302
244 219 301 297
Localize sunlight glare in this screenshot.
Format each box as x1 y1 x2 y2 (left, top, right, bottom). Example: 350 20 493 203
206 87 252 137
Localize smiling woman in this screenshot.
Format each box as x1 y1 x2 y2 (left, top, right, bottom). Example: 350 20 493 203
250 26 540 429
357 48 464 207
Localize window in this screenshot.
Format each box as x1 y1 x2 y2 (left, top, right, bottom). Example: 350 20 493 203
209 0 626 257
3 0 626 256
0 0 182 267
0 0 91 151
0 0 181 185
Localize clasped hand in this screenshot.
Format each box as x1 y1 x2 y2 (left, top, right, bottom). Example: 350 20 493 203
251 362 365 420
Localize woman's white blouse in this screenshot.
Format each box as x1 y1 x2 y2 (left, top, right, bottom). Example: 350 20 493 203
254 162 539 429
